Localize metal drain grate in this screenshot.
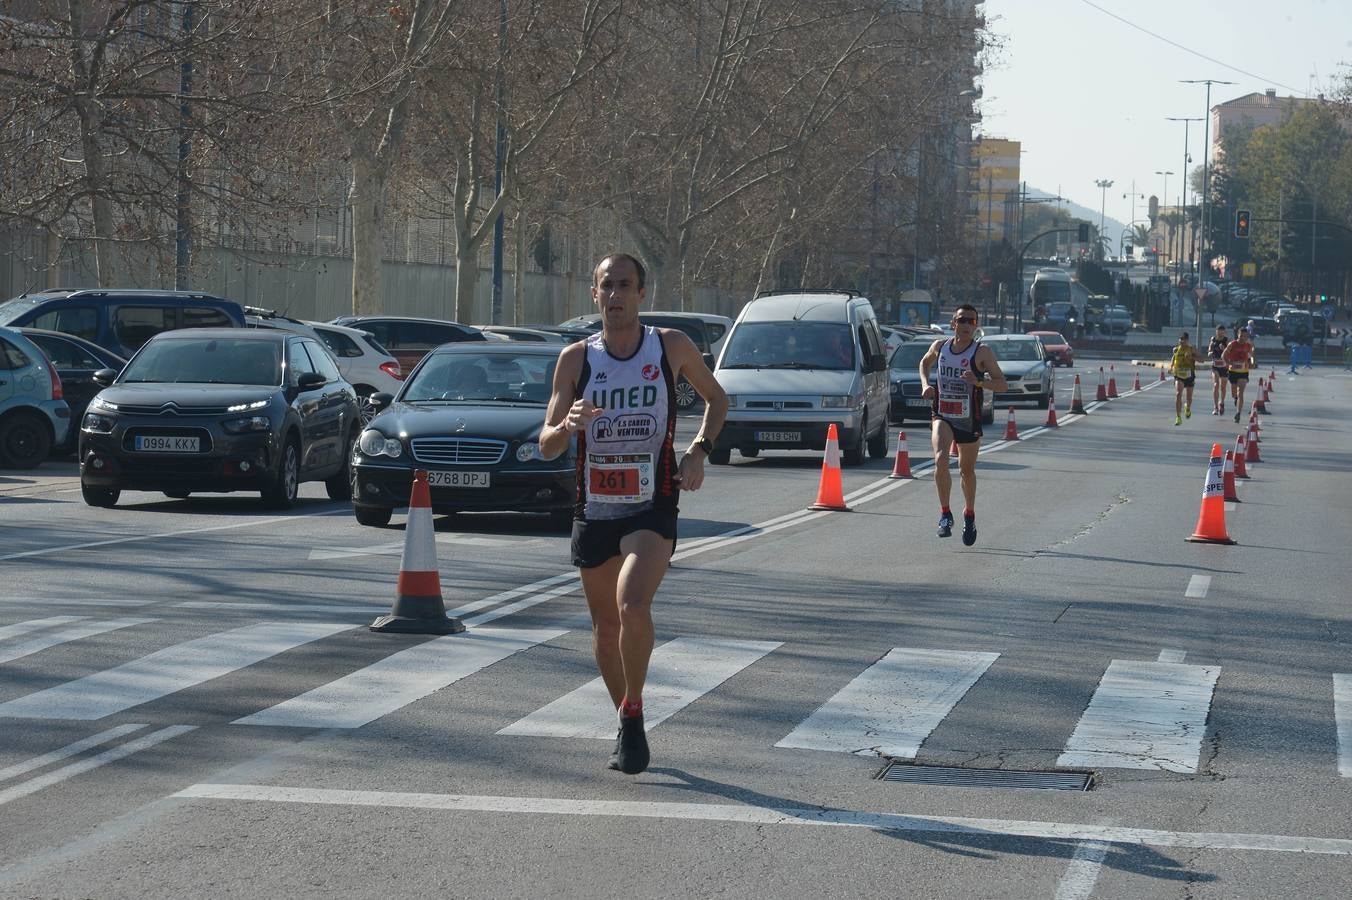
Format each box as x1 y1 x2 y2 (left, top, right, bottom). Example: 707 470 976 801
878 763 1093 792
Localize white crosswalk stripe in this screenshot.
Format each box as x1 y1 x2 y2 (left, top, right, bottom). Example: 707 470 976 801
1057 659 1221 773
775 648 1000 758
234 627 567 729
499 637 781 739
1334 674 1352 778
0 616 87 642
0 622 350 720
0 617 155 666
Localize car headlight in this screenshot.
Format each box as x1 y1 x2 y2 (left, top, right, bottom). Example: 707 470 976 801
358 428 403 458
724 394 737 409
821 394 861 408
82 412 116 433
516 441 544 462
226 399 270 413
89 396 118 412
222 415 271 434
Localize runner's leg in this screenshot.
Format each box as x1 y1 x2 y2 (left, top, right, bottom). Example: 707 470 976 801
931 419 954 510
580 557 626 708
615 528 673 706
957 439 979 513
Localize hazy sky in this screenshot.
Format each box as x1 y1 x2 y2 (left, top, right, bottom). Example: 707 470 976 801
979 0 1352 234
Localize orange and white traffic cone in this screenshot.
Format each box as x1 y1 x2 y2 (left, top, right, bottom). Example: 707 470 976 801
371 469 466 635
1245 421 1262 463
1070 374 1088 414
1233 434 1250 479
888 429 913 479
1249 410 1261 442
1222 449 1241 502
1004 407 1019 440
1254 380 1268 414
1186 443 1236 544
808 423 850 511
1158 367 1166 382
1132 370 1142 391
1107 366 1120 399
1269 369 1276 385
1045 390 1059 427
1096 367 1108 402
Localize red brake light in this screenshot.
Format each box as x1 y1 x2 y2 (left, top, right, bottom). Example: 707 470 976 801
37 349 63 400
379 360 403 381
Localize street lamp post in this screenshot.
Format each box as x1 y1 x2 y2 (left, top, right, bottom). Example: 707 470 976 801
1180 79 1235 334
1154 170 1173 271
1094 178 1114 261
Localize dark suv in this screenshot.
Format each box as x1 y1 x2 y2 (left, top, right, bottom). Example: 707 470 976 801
0 289 244 359
79 329 360 508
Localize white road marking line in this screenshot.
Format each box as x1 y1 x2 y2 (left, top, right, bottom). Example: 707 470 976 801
233 627 566 729
0 598 155 607
0 726 195 807
0 509 348 562
775 648 999 758
1225 502 1238 512
499 638 781 738
1057 659 1221 773
0 617 155 666
308 532 543 561
1185 575 1212 599
0 616 86 642
174 601 390 617
0 622 351 720
0 724 146 783
1054 840 1111 900
172 783 1352 855
1334 675 1352 778
1157 649 1186 664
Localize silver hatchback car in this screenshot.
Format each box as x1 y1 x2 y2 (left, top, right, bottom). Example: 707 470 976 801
0 326 71 468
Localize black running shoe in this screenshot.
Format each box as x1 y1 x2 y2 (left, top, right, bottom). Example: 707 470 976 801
607 726 621 771
962 513 977 546
937 512 954 538
615 713 649 775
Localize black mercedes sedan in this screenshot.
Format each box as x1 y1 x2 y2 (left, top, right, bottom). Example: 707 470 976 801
79 328 360 508
352 342 573 527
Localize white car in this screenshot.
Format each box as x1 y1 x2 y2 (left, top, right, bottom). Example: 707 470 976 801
245 310 402 422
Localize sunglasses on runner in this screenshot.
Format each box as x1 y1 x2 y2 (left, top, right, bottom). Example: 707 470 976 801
952 316 977 325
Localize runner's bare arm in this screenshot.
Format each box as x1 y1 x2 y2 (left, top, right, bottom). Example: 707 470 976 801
539 341 595 460
970 344 1008 392
661 329 728 490
919 339 943 399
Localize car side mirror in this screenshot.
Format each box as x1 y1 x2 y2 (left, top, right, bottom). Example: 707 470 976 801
297 371 327 390
369 392 395 411
92 368 118 387
702 352 715 369
870 353 887 372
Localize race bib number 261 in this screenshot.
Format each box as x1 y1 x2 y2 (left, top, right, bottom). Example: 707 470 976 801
587 453 654 503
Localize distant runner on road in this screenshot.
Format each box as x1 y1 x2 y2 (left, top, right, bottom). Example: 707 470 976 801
919 304 1008 546
1207 325 1229 416
1222 328 1256 423
540 252 728 775
1170 332 1198 426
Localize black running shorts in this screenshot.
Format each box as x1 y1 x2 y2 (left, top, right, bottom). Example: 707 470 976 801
933 417 981 445
1176 374 1196 388
571 507 679 569
1227 371 1249 385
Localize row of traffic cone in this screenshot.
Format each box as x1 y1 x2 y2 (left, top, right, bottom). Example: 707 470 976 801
1187 405 1267 544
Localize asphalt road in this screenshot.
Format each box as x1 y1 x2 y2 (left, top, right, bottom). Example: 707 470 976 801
1 357 1349 899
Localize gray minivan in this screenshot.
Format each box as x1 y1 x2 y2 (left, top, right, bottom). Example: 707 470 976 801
712 290 890 465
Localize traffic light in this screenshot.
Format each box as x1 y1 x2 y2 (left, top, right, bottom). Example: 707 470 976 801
1077 223 1089 243
1235 209 1251 238
1124 243 1133 258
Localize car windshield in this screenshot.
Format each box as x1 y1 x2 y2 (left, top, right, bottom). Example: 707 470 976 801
120 338 281 385
0 298 39 323
987 340 1041 362
401 350 558 403
889 343 930 371
1035 281 1072 303
1036 333 1067 346
720 322 855 370
1046 302 1072 315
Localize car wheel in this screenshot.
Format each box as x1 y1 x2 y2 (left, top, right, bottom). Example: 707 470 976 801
982 406 995 426
739 447 759 459
707 447 731 465
82 483 120 508
867 421 888 459
842 421 866 466
0 411 52 470
674 377 699 411
354 504 393 527
1037 392 1050 410
261 439 300 509
325 429 357 501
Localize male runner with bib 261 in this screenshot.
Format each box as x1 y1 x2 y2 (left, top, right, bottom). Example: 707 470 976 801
918 305 1007 546
540 253 727 775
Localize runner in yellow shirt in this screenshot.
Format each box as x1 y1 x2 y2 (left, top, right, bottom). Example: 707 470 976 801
1169 331 1198 426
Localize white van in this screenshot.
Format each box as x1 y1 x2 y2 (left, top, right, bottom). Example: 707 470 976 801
712 290 891 465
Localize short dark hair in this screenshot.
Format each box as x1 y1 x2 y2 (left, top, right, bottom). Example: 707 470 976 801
594 253 646 289
952 303 978 318
1180 332 1189 339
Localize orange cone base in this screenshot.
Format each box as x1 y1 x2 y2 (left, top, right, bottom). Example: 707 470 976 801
1045 408 1059 427
808 499 852 511
1186 532 1237 545
370 596 466 634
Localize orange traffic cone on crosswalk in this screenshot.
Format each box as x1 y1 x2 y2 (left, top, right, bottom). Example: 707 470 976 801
888 429 913 479
1004 407 1019 440
1233 434 1250 479
1223 449 1241 502
1245 420 1262 463
1070 374 1087 414
1045 390 1059 427
1132 370 1142 391
808 424 850 511
1096 367 1108 401
1107 366 1120 399
1187 443 1236 544
371 469 466 634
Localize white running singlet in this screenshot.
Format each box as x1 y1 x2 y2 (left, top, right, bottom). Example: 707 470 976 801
933 337 983 434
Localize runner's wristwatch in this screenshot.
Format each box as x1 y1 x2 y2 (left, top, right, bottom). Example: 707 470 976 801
690 435 714 456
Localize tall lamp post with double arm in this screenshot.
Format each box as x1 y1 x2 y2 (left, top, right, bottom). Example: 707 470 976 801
1094 179 1115 262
